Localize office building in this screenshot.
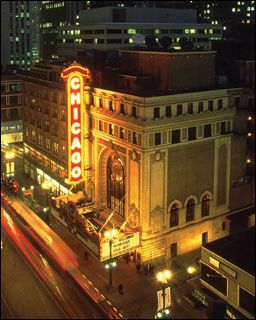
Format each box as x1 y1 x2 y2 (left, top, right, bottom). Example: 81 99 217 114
40 1 86 61
1 75 23 144
1 1 40 71
57 7 222 58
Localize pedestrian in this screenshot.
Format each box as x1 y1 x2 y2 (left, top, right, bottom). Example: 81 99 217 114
144 265 148 276
118 283 123 295
136 261 141 273
130 252 134 262
125 253 130 264
84 250 89 260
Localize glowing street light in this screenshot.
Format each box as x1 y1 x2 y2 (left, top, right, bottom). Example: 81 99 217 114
104 228 118 290
155 269 172 318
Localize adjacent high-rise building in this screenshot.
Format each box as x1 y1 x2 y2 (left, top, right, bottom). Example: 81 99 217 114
1 1 40 71
40 1 86 61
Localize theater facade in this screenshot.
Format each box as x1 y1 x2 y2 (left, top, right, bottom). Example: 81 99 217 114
21 51 255 264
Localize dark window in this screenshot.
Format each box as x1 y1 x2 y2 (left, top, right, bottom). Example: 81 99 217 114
170 242 177 258
10 95 18 104
220 122 226 135
132 132 137 144
188 103 193 114
109 124 113 135
208 100 213 111
109 100 114 111
198 101 204 113
204 124 212 138
132 106 137 117
248 98 252 110
172 130 180 144
154 107 160 119
235 96 240 108
99 98 103 108
188 127 197 141
120 103 125 114
170 204 179 227
99 120 103 131
218 99 223 110
155 133 161 145
239 287 255 316
186 199 195 222
177 104 182 116
221 222 226 231
120 127 124 139
89 117 92 129
202 194 210 217
165 105 171 117
202 231 208 245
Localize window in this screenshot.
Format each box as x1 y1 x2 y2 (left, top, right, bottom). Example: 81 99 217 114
53 142 58 155
99 98 103 108
177 104 182 116
188 103 193 114
208 100 213 111
221 121 226 134
109 100 114 111
198 101 204 113
132 106 137 117
239 287 255 316
221 222 226 231
235 96 240 108
217 99 223 110
155 133 161 145
10 95 18 104
170 204 179 227
165 105 171 117
132 132 137 144
154 107 160 119
120 103 125 114
120 127 125 139
204 124 212 138
99 120 103 131
202 194 210 217
201 263 227 296
248 97 252 110
186 199 195 222
188 127 197 141
172 130 180 144
109 123 113 135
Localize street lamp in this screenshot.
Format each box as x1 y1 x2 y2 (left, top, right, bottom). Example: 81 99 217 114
187 265 197 279
104 229 118 290
42 182 51 225
155 269 172 319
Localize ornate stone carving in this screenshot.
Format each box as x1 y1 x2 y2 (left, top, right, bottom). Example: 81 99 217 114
128 204 140 228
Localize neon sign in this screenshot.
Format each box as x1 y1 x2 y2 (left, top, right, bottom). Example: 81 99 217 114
61 63 90 184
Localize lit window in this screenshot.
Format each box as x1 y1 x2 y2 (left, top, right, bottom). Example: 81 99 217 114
247 19 251 23
247 13 251 16
185 29 189 34
232 7 236 12
155 29 160 34
190 29 196 33
128 29 136 34
223 26 227 30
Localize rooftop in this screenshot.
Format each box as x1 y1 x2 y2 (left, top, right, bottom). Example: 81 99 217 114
203 227 255 276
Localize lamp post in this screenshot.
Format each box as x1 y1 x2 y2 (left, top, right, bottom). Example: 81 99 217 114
155 269 172 319
42 182 51 225
104 229 117 290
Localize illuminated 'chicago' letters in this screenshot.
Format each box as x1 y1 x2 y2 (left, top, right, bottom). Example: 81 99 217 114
61 63 90 184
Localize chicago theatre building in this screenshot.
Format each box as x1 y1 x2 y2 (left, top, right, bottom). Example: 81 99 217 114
21 50 255 264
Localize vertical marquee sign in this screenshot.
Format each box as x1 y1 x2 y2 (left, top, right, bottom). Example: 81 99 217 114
61 63 91 185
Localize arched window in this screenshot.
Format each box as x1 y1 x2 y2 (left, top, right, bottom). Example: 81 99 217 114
170 204 179 227
202 194 210 217
107 156 125 217
186 199 195 222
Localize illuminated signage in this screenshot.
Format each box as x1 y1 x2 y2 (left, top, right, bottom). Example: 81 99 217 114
61 63 90 184
100 231 141 261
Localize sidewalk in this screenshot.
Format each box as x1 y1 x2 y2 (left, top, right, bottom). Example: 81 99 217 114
12 170 207 319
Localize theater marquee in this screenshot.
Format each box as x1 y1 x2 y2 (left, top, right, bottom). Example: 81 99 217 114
61 63 91 185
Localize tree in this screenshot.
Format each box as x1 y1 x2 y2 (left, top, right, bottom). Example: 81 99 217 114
159 36 172 50
145 35 159 50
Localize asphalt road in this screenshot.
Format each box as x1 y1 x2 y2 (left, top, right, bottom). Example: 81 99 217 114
1 226 67 319
1 200 107 319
